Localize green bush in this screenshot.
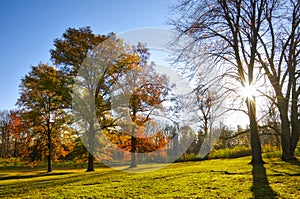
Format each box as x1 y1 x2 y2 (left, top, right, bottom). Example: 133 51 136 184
209 146 252 159
263 150 282 159
176 153 200 162
262 144 280 153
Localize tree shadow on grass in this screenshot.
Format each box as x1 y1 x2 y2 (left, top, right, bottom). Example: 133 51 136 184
251 164 278 199
0 172 74 181
0 169 119 198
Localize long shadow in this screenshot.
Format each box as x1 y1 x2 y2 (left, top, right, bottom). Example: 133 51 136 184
251 164 278 198
0 172 73 181
0 169 120 198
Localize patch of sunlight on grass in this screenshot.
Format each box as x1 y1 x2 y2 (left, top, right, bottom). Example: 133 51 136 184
0 156 299 198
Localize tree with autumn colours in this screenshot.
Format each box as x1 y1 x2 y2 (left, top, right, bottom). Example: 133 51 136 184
108 119 170 164
17 64 72 172
51 26 170 170
50 26 109 77
7 110 24 158
0 110 26 159
113 44 170 167
72 35 143 171
50 27 112 171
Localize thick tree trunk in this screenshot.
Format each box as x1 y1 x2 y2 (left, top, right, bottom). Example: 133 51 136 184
290 127 299 159
280 120 292 161
287 11 299 160
87 152 94 172
290 89 299 159
277 98 294 161
247 99 264 165
86 121 95 172
130 135 137 168
173 133 179 157
290 122 300 159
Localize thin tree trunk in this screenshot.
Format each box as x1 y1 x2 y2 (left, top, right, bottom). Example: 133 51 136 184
47 154 52 172
13 138 18 157
130 111 137 168
47 131 52 172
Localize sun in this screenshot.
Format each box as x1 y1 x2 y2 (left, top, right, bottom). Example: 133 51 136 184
239 84 258 100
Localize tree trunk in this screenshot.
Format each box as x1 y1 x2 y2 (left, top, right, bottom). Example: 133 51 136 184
290 126 299 160
47 153 52 172
174 129 179 157
1 125 9 158
86 121 95 172
290 87 299 159
0 126 4 158
87 152 94 172
273 123 281 148
13 138 18 157
247 99 264 165
130 111 137 168
130 135 137 168
280 118 293 161
47 131 52 172
277 98 294 161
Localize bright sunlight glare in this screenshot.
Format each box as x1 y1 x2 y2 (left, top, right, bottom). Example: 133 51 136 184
239 84 258 100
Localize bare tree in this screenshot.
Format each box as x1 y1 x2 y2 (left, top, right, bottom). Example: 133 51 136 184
0 110 11 158
193 88 224 157
251 0 300 160
169 0 266 164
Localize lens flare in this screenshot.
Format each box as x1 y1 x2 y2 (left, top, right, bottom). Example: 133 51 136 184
239 84 257 100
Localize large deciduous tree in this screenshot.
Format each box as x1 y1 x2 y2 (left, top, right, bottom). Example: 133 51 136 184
169 0 265 164
51 26 171 170
253 0 300 160
50 26 108 77
17 64 71 172
115 55 170 167
170 0 299 162
103 42 171 167
50 27 110 171
72 34 144 171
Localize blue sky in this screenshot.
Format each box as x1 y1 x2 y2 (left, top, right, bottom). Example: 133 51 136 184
0 0 174 110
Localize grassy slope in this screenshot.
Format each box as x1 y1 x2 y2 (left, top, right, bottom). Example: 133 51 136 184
0 157 299 198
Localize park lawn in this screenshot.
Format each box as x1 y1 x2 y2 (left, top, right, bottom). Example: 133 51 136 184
0 157 299 198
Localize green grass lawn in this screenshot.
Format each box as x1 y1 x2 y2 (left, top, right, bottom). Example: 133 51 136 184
0 157 299 198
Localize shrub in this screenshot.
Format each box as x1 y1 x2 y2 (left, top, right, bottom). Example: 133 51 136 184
209 146 252 159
